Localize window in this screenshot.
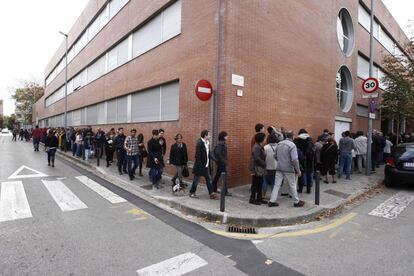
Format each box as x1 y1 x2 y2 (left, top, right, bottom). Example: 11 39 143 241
107 98 117 123
162 0 182 41
67 79 74 95
73 70 87 90
380 29 395 54
116 96 127 123
133 14 162 57
73 109 82 126
97 102 106 124
108 38 129 71
87 56 105 83
337 8 354 56
131 87 160 122
109 0 128 19
357 55 370 79
161 82 179 120
358 5 379 38
336 66 353 112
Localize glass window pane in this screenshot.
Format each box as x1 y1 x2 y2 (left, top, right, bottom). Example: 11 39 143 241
131 87 160 122
87 105 98 125
73 109 81 126
107 99 117 123
132 14 162 57
161 82 179 120
116 96 127 123
162 0 181 41
357 55 369 79
87 56 106 83
97 102 106 124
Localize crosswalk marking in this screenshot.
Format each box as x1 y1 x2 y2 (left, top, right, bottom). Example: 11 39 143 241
42 180 88 212
0 181 33 222
75 176 126 204
369 192 414 219
136 252 208 276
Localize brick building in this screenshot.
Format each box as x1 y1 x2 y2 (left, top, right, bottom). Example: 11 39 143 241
33 0 412 186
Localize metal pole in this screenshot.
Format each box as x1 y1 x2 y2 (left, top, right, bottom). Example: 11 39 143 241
220 172 226 212
213 0 223 147
315 171 320 205
365 0 375 175
59 31 69 152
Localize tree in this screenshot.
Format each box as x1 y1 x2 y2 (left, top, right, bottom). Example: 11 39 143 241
0 115 4 129
381 40 414 144
5 114 17 130
11 80 44 124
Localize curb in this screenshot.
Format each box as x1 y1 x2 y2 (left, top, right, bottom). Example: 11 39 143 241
56 150 382 228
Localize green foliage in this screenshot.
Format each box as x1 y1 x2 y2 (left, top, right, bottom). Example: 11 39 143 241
1 114 17 130
0 115 4 129
11 80 44 123
381 40 414 130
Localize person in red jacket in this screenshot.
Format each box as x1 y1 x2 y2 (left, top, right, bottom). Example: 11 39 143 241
32 125 43 152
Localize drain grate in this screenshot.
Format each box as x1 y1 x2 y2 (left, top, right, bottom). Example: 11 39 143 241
226 225 257 234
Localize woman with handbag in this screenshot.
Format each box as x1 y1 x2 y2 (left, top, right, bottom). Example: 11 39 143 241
169 133 188 192
321 138 338 184
249 132 267 205
44 130 58 167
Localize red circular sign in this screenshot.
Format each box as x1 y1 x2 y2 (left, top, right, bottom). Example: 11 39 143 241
362 77 379 93
195 80 213 101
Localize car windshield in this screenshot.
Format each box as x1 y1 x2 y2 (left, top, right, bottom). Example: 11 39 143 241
395 146 414 160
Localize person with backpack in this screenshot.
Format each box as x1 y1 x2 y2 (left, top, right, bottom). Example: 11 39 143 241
44 130 58 167
169 133 188 192
212 131 231 196
321 138 338 183
294 129 315 193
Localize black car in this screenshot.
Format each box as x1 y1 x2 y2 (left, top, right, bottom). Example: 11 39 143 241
385 143 414 187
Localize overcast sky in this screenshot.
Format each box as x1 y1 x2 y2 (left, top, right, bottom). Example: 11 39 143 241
0 0 413 116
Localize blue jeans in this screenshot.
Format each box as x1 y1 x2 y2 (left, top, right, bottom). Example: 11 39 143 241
33 138 40 151
149 167 162 187
126 154 139 178
76 144 82 157
339 152 352 178
190 168 213 195
302 172 314 187
263 172 275 194
47 148 57 164
117 149 127 173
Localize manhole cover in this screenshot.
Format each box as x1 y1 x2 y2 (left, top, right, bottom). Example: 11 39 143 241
324 189 350 199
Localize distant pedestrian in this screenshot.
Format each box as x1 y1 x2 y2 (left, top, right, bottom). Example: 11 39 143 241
137 133 146 176
19 129 24 141
12 129 18 141
338 131 356 180
114 128 127 175
32 125 42 151
169 133 188 192
251 123 265 149
147 129 164 190
268 131 305 208
158 129 167 184
124 129 139 181
189 130 218 199
105 131 115 167
212 131 231 196
354 131 367 173
383 136 393 163
75 130 83 157
249 132 267 205
83 132 93 161
94 128 106 159
321 138 338 183
44 130 58 167
294 129 315 193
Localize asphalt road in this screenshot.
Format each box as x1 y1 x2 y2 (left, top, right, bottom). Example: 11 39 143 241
1 135 414 276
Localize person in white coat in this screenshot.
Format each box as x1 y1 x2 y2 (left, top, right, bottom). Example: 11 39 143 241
354 131 367 173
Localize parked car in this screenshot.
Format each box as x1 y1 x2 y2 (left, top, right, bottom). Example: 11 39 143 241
385 143 414 187
1 128 9 134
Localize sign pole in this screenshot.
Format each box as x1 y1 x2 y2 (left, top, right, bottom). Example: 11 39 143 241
366 0 375 175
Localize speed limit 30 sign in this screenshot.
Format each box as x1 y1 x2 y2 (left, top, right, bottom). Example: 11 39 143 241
362 77 379 93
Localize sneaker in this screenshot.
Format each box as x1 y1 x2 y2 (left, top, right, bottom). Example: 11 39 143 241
189 193 199 198
210 193 219 200
268 202 279 207
323 181 329 184
259 199 268 204
52 164 55 168
152 186 157 191
281 193 289 196
346 176 351 180
119 171 123 175
294 200 305 208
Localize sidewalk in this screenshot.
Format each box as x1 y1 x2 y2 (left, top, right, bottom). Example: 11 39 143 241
57 150 384 227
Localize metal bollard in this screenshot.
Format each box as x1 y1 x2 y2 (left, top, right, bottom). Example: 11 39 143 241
97 147 100 167
220 172 227 212
315 171 320 205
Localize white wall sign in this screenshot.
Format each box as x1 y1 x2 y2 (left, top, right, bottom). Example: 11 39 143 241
236 89 243 97
232 74 244 87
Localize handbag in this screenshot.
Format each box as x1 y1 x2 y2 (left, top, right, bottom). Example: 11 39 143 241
182 165 190 177
254 165 266 177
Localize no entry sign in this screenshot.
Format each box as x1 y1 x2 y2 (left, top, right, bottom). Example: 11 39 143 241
362 77 379 93
195 80 213 101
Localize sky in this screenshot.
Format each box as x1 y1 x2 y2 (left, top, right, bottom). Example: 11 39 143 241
0 0 413 116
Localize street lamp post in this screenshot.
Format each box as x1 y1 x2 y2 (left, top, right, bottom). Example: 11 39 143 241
59 31 68 152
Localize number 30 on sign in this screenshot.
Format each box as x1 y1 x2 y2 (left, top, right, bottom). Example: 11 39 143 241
362 77 379 93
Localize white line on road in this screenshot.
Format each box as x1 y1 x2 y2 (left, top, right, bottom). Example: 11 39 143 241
8 165 48 179
0 181 32 222
136 252 208 276
42 180 87 212
75 176 126 204
369 192 414 219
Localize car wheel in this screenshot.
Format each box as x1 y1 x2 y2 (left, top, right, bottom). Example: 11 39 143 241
384 175 393 187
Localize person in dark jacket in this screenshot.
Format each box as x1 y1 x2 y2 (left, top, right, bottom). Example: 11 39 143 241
147 129 164 190
294 129 315 193
169 133 188 190
94 128 106 159
249 132 267 205
44 130 58 167
321 138 338 183
189 130 218 199
114 128 127 175
137 133 146 176
105 131 115 167
212 131 231 196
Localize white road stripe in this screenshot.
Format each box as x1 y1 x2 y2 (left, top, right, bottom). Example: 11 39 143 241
136 252 208 276
0 181 32 222
42 180 87 212
75 176 126 204
369 192 414 219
